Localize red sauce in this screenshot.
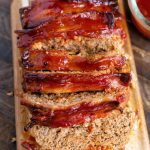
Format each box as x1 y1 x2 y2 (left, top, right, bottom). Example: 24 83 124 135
23 72 131 93
137 0 150 20
27 101 120 128
22 50 126 71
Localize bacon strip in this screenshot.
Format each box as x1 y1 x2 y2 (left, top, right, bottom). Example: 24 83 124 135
23 72 131 93
22 50 126 71
16 11 124 48
20 0 118 29
24 101 120 129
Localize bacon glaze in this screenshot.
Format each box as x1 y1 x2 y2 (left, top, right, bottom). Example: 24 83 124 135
24 101 120 129
23 72 131 93
16 11 125 48
20 0 118 29
22 50 126 71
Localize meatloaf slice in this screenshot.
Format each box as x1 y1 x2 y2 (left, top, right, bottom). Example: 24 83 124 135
20 89 129 107
16 11 125 54
24 101 120 129
20 0 119 29
20 89 129 128
25 108 135 150
23 72 131 93
21 49 127 72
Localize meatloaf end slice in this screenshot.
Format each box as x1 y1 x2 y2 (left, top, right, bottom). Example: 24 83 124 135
27 108 135 150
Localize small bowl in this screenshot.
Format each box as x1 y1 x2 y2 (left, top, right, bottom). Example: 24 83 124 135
128 0 150 38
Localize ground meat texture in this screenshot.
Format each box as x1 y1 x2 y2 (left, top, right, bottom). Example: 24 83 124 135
29 109 135 150
21 89 129 107
31 36 124 55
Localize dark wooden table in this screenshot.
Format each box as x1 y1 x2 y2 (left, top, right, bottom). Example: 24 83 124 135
0 0 149 149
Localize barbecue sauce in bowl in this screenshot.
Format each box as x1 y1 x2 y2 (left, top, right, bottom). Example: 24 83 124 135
137 0 150 20
128 0 150 38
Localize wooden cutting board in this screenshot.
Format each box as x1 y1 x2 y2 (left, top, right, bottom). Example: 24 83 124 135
11 0 150 149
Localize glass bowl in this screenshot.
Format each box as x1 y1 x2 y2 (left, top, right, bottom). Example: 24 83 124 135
128 0 150 38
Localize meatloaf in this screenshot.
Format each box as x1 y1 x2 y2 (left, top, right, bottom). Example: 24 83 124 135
15 0 134 150
22 108 135 150
21 88 129 128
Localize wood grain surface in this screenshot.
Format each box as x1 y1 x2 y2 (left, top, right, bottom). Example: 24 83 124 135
0 0 150 149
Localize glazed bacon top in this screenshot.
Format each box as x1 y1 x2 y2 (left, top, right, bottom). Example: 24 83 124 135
22 50 126 71
20 0 118 29
23 72 131 93
24 101 120 129
16 11 125 48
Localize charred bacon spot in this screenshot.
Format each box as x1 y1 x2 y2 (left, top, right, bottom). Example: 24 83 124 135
24 120 36 131
106 12 114 28
102 101 119 112
119 73 131 86
43 61 49 67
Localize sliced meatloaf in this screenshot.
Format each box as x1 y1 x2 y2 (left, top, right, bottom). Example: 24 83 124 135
16 11 125 53
20 0 119 29
23 72 131 93
21 49 128 72
24 108 135 150
21 89 129 107
20 89 129 128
